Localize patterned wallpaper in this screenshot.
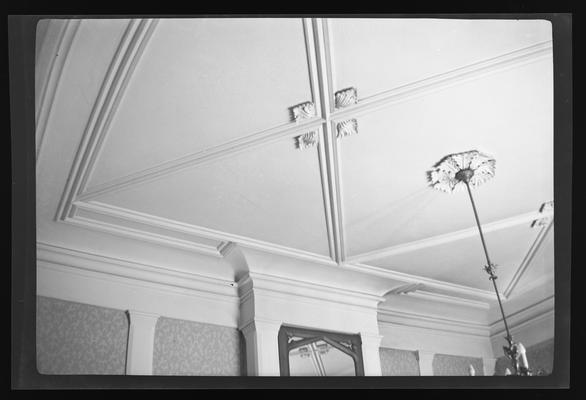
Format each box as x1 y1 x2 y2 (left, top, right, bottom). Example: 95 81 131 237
153 317 242 376
494 338 554 376
433 353 484 376
36 296 129 375
379 347 420 376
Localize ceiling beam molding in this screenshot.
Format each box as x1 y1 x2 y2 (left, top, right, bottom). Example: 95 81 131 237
77 116 326 202
36 19 81 161
312 18 346 264
347 208 554 264
330 40 553 122
56 18 159 221
503 218 554 298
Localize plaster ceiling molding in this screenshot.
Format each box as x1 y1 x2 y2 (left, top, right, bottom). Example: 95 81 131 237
336 119 358 139
334 87 358 109
530 201 554 228
296 131 319 150
387 282 426 296
290 101 316 122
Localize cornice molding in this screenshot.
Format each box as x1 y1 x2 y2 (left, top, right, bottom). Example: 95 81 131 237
504 218 554 298
238 271 385 312
347 208 554 263
344 262 499 302
56 19 159 221
37 241 238 300
378 307 490 338
36 19 81 161
330 40 553 122
68 200 337 267
489 294 554 337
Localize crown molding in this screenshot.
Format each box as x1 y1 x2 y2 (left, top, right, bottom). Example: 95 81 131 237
489 294 554 340
68 200 337 267
378 307 490 338
330 40 553 122
36 19 81 161
56 19 159 221
504 218 554 298
312 18 346 263
347 208 554 263
407 290 490 310
344 262 499 302
37 241 239 301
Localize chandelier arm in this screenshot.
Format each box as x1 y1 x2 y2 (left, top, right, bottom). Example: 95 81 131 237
464 182 514 346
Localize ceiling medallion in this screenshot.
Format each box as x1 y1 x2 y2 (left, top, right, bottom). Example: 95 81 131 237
531 201 554 227
290 101 316 122
296 131 319 150
336 119 358 139
334 87 358 108
426 150 496 193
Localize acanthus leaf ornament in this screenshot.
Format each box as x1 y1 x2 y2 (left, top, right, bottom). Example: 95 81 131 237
336 119 358 139
290 101 316 122
296 131 319 150
334 87 358 109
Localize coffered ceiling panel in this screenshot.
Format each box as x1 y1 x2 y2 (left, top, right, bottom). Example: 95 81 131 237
368 223 542 292
87 18 313 189
92 134 331 256
340 57 553 257
329 18 552 99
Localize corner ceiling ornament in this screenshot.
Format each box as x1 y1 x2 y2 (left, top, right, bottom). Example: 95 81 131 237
428 149 541 376
290 101 316 122
334 87 358 108
296 131 319 150
336 119 358 139
531 201 554 228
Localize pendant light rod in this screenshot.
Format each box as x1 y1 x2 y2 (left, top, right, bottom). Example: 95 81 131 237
464 181 513 344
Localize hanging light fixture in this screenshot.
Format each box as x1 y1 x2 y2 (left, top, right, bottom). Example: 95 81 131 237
427 150 532 376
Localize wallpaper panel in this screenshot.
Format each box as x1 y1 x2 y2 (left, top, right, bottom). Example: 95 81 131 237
379 347 420 376
153 317 241 375
494 338 554 375
433 353 484 376
36 296 129 375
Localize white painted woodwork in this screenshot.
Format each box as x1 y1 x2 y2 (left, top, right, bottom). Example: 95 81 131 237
34 18 556 371
417 350 435 376
125 310 160 375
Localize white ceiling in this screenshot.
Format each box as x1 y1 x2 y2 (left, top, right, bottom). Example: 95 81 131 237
35 17 554 304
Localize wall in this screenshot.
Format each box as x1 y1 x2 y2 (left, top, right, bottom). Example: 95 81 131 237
153 317 242 375
494 338 554 376
36 296 129 375
37 296 244 375
432 353 484 376
379 347 420 376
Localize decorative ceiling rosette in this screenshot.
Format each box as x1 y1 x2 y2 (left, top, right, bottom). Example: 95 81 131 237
427 150 496 193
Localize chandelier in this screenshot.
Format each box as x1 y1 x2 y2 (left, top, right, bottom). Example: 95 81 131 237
427 150 533 376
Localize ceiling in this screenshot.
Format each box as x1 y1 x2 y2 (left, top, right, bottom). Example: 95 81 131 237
35 18 554 303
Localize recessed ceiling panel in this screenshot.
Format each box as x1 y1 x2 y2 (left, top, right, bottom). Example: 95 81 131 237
329 18 551 99
368 224 542 291
88 18 313 189
92 134 331 256
340 57 553 257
